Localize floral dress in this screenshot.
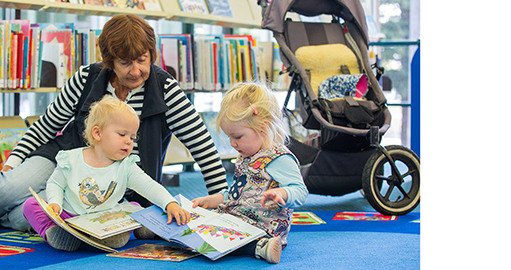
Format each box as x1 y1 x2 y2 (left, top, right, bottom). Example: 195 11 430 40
217 145 298 247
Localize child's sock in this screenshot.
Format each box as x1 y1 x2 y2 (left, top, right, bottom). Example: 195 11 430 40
255 236 282 264
46 225 81 251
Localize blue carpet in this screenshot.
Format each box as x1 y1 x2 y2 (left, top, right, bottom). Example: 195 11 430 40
0 171 420 269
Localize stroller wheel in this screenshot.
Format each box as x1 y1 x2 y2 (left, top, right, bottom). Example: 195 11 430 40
362 145 420 215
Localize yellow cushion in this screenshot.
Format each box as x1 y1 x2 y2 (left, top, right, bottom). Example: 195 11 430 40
295 44 360 98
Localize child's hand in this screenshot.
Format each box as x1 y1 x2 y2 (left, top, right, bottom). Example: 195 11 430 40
165 201 190 226
48 203 61 215
191 193 224 209
261 188 287 207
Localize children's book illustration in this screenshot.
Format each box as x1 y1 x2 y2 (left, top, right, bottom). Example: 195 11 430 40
107 243 199 261
130 194 266 260
65 201 143 239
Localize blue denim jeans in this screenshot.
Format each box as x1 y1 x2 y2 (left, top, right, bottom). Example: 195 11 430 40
0 156 56 231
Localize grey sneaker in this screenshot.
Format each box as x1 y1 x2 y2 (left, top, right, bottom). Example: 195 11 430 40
90 231 131 248
255 236 282 264
46 225 81 251
134 226 157 239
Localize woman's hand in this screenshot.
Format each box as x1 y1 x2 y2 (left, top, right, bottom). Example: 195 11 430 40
165 201 190 225
191 193 224 209
261 188 288 207
1 165 13 172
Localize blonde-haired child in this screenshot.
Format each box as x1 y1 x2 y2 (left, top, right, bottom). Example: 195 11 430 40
23 95 190 251
192 82 308 263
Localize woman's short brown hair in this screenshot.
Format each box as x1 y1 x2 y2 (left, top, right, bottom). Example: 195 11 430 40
97 14 157 70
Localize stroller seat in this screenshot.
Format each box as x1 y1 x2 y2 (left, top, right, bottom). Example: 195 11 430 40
295 43 364 99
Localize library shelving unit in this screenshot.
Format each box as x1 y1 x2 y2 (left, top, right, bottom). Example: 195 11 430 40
0 0 255 165
0 0 262 94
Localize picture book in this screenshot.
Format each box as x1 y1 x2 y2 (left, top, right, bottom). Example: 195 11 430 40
200 111 237 157
65 202 144 240
130 195 266 261
107 243 199 262
177 0 210 14
158 34 194 90
28 186 119 253
204 0 234 17
0 127 28 165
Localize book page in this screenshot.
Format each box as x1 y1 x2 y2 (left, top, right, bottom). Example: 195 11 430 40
65 202 143 239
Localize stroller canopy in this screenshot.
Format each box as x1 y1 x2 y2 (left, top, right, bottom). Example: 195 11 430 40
261 0 369 45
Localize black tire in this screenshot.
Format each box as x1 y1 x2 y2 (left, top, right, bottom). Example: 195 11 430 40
362 145 420 215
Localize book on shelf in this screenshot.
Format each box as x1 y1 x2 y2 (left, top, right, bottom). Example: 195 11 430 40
40 42 64 88
177 0 210 15
107 243 199 261
39 23 75 87
204 0 234 17
130 194 266 261
0 127 28 168
28 186 119 253
160 37 181 85
199 111 237 157
158 34 194 90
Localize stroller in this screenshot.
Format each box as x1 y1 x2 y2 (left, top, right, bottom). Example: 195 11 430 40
258 0 420 215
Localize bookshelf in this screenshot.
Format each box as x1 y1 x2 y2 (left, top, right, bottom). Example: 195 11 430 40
0 0 262 28
0 0 258 166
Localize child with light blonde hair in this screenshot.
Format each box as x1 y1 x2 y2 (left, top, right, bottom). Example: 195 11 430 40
23 95 190 251
192 82 308 263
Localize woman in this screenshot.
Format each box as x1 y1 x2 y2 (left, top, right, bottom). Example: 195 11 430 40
0 14 227 231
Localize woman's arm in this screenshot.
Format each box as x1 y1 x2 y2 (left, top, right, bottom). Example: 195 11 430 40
5 65 90 168
162 78 228 195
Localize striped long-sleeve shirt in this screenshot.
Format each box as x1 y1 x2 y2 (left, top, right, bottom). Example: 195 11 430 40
6 64 228 194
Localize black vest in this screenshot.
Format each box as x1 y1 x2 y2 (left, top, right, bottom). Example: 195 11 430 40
30 63 173 185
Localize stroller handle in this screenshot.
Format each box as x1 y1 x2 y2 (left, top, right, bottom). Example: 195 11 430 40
311 107 391 137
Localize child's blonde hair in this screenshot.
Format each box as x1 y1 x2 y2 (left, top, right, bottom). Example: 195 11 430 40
217 82 288 146
83 95 139 146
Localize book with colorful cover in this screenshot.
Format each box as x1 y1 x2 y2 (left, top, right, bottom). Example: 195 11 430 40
158 34 194 90
130 194 266 261
107 243 199 261
39 23 75 84
0 127 28 165
160 37 181 84
65 202 144 240
177 0 209 14
204 0 234 17
40 29 73 87
28 187 118 253
199 111 237 157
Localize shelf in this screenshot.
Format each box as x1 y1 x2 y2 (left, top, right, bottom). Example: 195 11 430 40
162 0 262 29
39 2 167 21
0 0 263 29
0 88 59 93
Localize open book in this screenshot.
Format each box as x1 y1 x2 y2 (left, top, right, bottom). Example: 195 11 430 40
130 195 266 261
65 202 143 240
28 187 142 253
